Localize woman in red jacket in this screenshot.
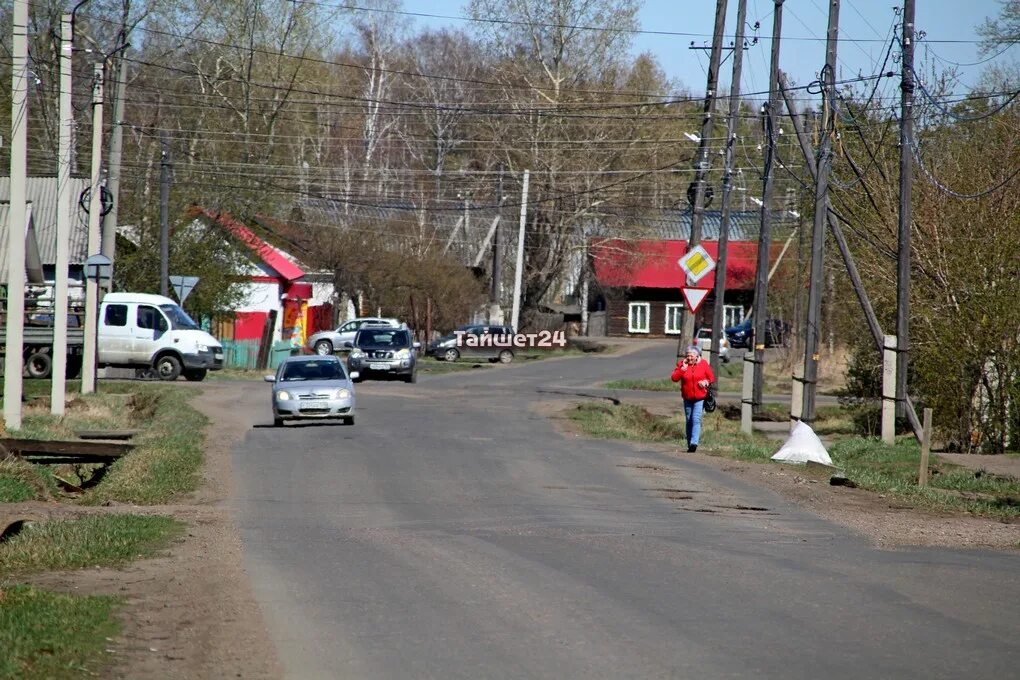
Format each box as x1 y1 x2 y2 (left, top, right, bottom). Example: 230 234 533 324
670 345 716 452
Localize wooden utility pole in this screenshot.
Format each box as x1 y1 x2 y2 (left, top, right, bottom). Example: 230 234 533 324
710 0 749 376
678 0 728 355
896 0 916 420
82 63 105 395
159 131 171 297
4 0 30 429
751 0 784 412
801 0 841 424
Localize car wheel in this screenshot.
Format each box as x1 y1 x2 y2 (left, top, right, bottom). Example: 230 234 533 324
498 349 514 364
274 417 284 427
183 368 207 382
25 351 52 379
342 416 354 425
443 348 460 362
155 354 182 381
314 340 333 356
404 371 417 384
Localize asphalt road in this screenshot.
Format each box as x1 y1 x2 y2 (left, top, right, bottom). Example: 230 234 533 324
232 342 1020 679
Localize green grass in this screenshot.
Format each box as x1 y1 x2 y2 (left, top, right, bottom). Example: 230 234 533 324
0 585 119 680
568 401 1020 519
0 514 183 575
0 460 57 503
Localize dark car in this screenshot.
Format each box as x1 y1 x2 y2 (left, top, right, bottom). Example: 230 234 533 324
724 317 790 349
346 326 420 382
426 324 516 363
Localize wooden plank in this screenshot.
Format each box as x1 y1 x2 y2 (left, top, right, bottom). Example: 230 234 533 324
18 454 123 464
918 407 932 487
0 438 133 458
74 429 140 441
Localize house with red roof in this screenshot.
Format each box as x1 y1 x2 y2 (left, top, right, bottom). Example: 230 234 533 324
588 210 788 338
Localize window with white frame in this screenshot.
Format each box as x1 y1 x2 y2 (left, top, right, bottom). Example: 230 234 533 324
724 304 745 329
664 304 683 334
628 302 650 333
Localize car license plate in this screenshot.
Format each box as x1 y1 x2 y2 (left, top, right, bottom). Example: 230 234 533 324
302 401 328 409
369 362 389 370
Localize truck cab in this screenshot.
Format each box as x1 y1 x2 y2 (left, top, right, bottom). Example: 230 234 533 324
99 293 223 381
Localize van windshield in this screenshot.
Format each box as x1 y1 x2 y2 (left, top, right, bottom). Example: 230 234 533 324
160 304 200 330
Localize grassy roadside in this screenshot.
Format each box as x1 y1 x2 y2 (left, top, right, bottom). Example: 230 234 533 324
605 357 834 396
568 402 1020 519
0 585 119 680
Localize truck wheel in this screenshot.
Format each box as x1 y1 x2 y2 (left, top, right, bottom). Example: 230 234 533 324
183 368 207 382
25 351 52 379
66 355 83 379
155 354 182 381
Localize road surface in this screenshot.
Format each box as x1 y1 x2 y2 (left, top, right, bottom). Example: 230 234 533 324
231 342 1020 679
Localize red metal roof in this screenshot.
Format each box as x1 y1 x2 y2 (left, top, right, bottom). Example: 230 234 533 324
188 206 305 282
591 238 762 291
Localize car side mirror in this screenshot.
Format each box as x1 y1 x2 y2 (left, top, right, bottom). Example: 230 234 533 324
343 341 354 349
263 375 276 383
413 341 421 349
349 371 360 381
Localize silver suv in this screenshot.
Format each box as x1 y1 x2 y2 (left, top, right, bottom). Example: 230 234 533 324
307 317 400 355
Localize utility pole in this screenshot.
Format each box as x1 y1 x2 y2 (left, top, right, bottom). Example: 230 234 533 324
750 0 784 412
710 0 749 376
801 0 841 424
678 0 728 355
159 130 171 297
510 170 530 332
102 53 128 272
896 0 916 421
4 0 30 429
491 165 504 304
52 12 74 415
81 63 105 395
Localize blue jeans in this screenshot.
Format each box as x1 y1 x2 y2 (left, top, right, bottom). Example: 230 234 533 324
683 399 704 446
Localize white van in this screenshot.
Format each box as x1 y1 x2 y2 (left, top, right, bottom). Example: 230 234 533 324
98 293 223 381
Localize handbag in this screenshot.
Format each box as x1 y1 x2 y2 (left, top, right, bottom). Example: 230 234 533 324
704 386 717 413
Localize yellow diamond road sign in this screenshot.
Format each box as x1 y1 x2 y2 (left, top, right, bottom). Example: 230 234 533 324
677 245 716 285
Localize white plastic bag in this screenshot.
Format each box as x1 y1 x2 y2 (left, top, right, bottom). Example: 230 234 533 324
771 421 833 465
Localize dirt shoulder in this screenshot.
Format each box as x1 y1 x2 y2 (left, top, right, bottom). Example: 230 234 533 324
6 381 282 679
542 399 1020 551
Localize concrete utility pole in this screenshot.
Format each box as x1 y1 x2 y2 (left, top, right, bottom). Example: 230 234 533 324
678 0 728 355
896 0 916 421
4 0 30 429
801 0 841 424
159 131 171 297
710 0 749 376
491 166 503 304
52 12 75 415
102 53 128 271
750 0 784 412
82 63 104 395
510 170 530 332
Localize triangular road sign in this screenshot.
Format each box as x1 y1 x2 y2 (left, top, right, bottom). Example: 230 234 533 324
681 287 711 314
169 275 200 304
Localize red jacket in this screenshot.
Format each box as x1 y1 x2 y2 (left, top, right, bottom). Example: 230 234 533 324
671 358 716 401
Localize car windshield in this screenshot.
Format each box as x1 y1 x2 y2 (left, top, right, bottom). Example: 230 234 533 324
280 360 347 382
358 329 411 347
160 304 200 330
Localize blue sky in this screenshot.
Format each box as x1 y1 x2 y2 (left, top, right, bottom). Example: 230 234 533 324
403 0 1015 103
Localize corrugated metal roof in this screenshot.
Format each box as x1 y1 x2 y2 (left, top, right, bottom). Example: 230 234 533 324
0 177 91 265
0 202 46 283
614 209 776 242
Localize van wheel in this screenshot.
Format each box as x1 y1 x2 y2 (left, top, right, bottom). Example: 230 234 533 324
183 368 207 382
155 354 182 381
25 351 52 379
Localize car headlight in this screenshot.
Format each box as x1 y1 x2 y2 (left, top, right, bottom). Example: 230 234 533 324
335 388 351 399
395 348 410 359
276 390 291 401
350 349 364 359
196 343 209 352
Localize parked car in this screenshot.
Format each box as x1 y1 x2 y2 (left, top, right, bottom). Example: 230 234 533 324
724 317 790 349
426 324 516 363
307 317 401 355
694 327 730 363
264 355 357 427
346 326 420 382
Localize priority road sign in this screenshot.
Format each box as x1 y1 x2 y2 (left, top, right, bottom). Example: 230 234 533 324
681 287 711 314
169 275 200 303
677 245 716 285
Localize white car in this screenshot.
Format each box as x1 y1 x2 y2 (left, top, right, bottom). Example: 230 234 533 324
306 317 400 355
695 327 730 363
